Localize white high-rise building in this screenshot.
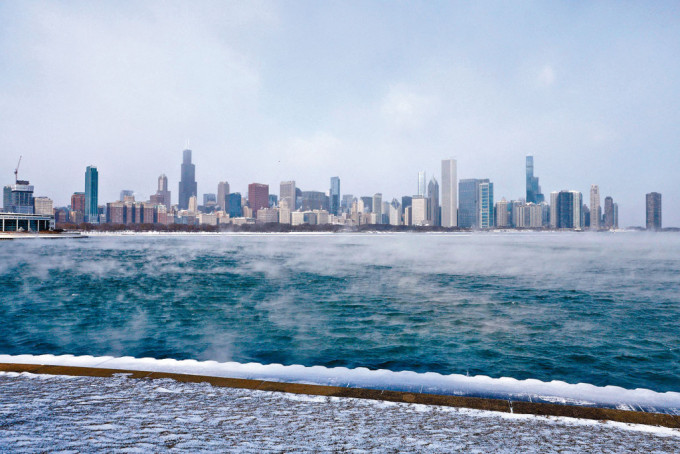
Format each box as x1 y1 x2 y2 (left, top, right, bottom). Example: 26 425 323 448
589 184 601 230
372 193 382 224
217 181 230 210
411 196 428 226
441 159 458 227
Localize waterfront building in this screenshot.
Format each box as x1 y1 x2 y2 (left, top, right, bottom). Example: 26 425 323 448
84 166 98 223
198 213 218 226
554 190 582 229
589 185 601 230
248 183 269 216
613 203 619 229
3 180 34 214
512 203 527 228
268 194 278 208
418 171 426 196
458 179 479 229
495 199 510 228
330 177 340 216
403 206 412 226
411 196 427 226
203 193 217 207
646 192 662 230
401 196 412 212
33 197 53 216
389 199 402 226
178 149 197 210
0 212 53 232
478 181 494 229
228 193 242 218
550 192 558 228
280 181 296 212
314 210 330 225
427 178 440 226
441 159 458 228
526 156 544 204
372 193 382 224
604 196 615 229
217 181 229 210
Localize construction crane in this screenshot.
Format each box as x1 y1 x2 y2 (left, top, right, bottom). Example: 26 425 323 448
14 156 21 184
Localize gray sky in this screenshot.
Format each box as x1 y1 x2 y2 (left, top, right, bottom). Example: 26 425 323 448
1 1 679 226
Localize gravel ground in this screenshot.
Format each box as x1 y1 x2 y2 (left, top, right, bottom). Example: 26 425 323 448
0 372 678 453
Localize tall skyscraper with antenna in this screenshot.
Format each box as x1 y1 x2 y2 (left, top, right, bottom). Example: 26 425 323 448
178 149 197 210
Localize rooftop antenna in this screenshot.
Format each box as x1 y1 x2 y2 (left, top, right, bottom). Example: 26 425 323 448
14 155 22 184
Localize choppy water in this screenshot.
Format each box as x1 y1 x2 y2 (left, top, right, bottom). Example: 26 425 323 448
1 232 678 393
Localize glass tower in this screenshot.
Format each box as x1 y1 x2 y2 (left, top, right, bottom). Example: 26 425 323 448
84 166 98 223
526 156 544 204
330 177 340 215
179 149 197 210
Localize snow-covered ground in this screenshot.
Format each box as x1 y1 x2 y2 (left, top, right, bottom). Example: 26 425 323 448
1 372 678 453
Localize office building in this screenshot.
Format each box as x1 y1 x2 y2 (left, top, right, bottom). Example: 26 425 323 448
401 196 412 212
188 195 198 214
280 181 296 211
418 171 426 196
441 159 458 228
33 197 53 216
71 192 85 214
526 156 544 204
553 190 582 229
3 180 34 214
203 193 216 207
301 191 328 211
178 149 197 210
228 193 242 218
589 185 601 230
458 179 479 229
427 177 440 226
360 196 373 213
646 192 662 230
603 196 615 229
372 193 382 224
341 194 353 213
84 166 98 223
154 175 171 209
248 183 269 216
495 199 510 228
411 196 428 226
389 199 402 226
217 181 229 210
330 177 340 216
478 181 494 229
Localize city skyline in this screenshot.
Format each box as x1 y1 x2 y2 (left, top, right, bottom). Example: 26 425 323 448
1 2 679 226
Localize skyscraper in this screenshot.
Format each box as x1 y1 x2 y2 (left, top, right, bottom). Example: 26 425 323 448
478 181 494 229
441 159 457 228
280 181 296 211
526 156 544 204
217 181 230 210
330 177 340 216
411 196 427 226
372 193 382 224
228 193 242 218
417 171 426 197
589 185 601 230
603 196 614 229
248 183 269 216
646 192 662 230
84 166 98 223
554 190 582 229
154 174 171 209
178 149 197 210
458 179 479 229
3 180 34 214
427 177 440 226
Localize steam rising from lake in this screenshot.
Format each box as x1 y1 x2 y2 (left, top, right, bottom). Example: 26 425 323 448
1 232 678 392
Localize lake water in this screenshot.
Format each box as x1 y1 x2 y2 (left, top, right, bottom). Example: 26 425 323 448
1 232 678 394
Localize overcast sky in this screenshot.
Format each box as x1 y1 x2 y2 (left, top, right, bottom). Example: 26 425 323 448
1 1 679 226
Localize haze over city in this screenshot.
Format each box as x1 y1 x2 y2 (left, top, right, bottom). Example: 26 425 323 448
1 1 679 227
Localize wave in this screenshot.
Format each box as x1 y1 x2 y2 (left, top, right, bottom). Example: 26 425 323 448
1 354 679 415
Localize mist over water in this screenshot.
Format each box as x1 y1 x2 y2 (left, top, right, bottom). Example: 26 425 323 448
1 232 678 393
